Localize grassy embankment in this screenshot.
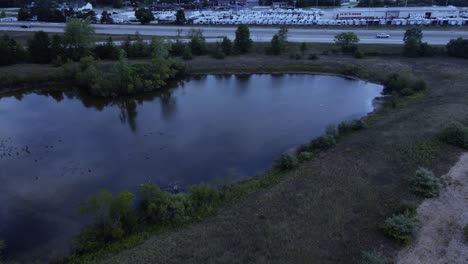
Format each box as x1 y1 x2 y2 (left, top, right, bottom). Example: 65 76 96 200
1 43 467 264
91 56 468 264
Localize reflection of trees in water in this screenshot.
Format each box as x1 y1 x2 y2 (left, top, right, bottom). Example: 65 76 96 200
4 85 179 134
160 91 177 121
234 74 251 96
118 100 138 133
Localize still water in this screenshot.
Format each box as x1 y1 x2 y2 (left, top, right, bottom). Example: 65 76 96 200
0 74 382 261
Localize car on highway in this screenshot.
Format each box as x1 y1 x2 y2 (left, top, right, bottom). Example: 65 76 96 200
20 24 31 28
376 33 390 39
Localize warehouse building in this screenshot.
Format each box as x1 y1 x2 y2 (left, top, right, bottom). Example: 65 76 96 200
334 5 459 20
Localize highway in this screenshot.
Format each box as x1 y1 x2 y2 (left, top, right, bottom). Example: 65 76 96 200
1 22 468 44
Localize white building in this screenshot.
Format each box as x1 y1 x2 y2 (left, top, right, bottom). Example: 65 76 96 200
334 5 459 20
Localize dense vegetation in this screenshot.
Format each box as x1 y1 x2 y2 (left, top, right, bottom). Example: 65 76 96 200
446 37 468 59
64 38 183 97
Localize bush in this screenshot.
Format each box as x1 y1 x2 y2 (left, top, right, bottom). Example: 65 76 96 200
382 214 418 244
297 152 313 163
170 40 186 57
398 200 417 218
337 119 368 135
309 135 336 152
446 37 468 59
94 37 119 60
382 70 428 96
325 124 339 138
275 153 299 170
189 184 223 217
211 42 226 59
410 167 440 198
188 29 206 55
221 37 232 56
308 53 319 60
438 121 468 149
361 251 387 264
74 190 138 254
182 46 193 60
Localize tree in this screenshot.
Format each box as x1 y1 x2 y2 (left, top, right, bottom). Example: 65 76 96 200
234 24 252 54
100 11 113 24
63 18 96 60
446 37 468 59
135 8 154 25
267 26 288 55
50 34 65 62
334 32 359 53
28 31 51 63
95 37 119 60
175 9 186 25
268 34 282 55
0 34 25 66
221 37 232 56
403 28 423 43
300 42 308 55
188 28 206 55
403 28 428 57
17 7 32 21
211 42 225 59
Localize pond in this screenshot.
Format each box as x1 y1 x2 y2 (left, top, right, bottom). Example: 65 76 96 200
0 74 382 262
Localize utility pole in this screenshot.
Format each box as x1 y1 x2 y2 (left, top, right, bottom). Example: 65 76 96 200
405 0 408 7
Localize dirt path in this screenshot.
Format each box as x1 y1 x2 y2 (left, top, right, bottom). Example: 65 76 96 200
397 153 468 264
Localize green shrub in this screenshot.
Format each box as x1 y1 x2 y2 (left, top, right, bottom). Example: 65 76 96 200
325 124 339 138
189 184 223 217
309 135 336 151
398 200 417 218
410 167 440 198
438 121 468 149
446 37 468 59
383 70 427 96
337 119 368 135
361 251 387 264
308 53 319 60
382 214 418 244
211 42 226 59
182 46 193 60
275 153 299 170
74 190 138 254
297 152 313 163
170 40 186 57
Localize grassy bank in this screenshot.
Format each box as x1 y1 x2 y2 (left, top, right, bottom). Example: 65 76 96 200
92 56 468 264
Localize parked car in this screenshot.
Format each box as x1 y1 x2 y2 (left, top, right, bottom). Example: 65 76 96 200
376 33 390 38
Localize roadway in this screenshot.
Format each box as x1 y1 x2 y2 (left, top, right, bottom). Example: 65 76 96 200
1 22 468 44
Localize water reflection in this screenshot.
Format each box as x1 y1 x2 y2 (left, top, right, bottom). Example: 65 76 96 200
0 74 382 262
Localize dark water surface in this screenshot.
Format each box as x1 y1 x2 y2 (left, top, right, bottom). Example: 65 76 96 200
0 74 382 262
